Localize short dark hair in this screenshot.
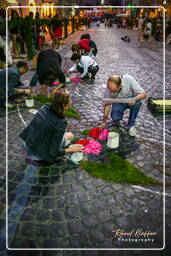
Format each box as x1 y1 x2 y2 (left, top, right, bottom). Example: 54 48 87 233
71 53 81 61
16 61 28 69
80 33 90 39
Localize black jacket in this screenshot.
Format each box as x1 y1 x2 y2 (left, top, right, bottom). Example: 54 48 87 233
37 49 66 84
19 104 67 161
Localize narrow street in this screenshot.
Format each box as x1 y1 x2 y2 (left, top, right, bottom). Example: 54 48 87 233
0 23 171 255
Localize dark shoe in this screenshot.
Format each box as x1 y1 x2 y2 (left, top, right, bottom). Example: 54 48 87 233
82 74 90 81
87 78 95 84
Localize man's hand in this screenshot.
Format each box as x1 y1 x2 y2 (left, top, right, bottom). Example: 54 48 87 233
99 122 106 130
65 144 84 153
128 99 136 107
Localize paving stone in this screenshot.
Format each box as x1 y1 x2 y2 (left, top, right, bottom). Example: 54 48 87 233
102 186 114 195
92 199 106 211
77 192 90 203
68 220 84 234
100 223 115 238
124 188 135 197
92 179 105 187
56 196 68 208
82 215 98 229
43 238 68 248
50 175 61 185
56 184 71 195
115 216 130 228
52 209 65 222
36 209 50 222
38 177 50 186
43 198 56 209
115 194 126 202
79 203 94 215
49 223 66 237
20 208 37 221
65 206 80 220
88 230 105 243
147 198 162 211
105 197 116 208
97 210 112 223
62 173 77 184
29 186 42 196
69 234 81 248
111 184 123 191
70 184 83 193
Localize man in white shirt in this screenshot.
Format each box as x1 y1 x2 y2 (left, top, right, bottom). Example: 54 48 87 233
101 74 147 136
69 53 99 82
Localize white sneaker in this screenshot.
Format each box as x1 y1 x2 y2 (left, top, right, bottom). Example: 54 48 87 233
128 126 138 137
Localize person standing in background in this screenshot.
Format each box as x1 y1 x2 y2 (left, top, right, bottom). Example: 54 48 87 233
137 16 144 41
10 10 20 59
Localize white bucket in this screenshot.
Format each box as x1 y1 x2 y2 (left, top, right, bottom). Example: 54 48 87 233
107 132 119 148
70 144 83 162
25 99 34 108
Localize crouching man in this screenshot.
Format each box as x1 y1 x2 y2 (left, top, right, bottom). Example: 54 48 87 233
100 74 147 136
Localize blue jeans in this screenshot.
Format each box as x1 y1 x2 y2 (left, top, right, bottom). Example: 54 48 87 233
21 134 67 161
111 100 142 127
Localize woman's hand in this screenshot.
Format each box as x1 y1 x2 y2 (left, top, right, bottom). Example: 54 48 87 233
65 144 84 153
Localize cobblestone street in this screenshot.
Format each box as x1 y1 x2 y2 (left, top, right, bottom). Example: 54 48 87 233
0 23 171 255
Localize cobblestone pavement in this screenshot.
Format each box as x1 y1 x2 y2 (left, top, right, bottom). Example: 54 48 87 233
0 24 171 256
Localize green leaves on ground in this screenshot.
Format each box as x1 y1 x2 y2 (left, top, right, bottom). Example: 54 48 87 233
81 153 157 185
82 129 90 135
64 107 80 119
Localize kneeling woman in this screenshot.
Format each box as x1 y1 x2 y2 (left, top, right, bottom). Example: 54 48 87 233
19 91 83 165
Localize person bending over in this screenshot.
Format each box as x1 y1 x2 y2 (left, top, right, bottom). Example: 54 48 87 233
100 74 147 136
19 91 83 165
80 34 98 57
0 61 31 108
69 53 99 83
71 38 91 56
29 49 66 95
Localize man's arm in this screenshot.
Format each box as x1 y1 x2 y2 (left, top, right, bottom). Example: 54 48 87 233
135 91 147 101
100 103 111 128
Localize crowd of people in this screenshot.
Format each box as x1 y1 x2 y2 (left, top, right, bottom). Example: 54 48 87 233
0 9 92 67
